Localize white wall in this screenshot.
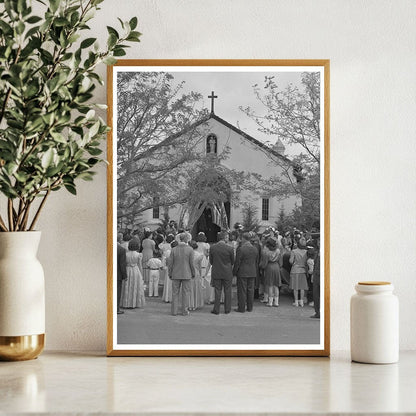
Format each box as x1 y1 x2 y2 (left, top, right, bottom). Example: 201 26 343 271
38 0 416 351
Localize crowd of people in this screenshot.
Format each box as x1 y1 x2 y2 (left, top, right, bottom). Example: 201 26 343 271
116 221 321 319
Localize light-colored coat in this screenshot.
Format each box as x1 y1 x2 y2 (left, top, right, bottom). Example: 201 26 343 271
168 242 195 280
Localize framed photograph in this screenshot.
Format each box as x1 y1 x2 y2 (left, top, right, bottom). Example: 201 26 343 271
107 60 330 356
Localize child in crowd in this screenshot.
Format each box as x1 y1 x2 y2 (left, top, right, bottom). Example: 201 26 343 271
147 250 163 297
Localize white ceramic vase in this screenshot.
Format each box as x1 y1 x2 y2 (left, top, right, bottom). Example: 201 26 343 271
350 281 399 364
0 231 45 360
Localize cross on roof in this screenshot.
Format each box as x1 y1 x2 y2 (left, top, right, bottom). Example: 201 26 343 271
208 91 218 114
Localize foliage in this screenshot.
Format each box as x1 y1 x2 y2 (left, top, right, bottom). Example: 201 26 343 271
241 72 321 227
0 0 140 231
116 71 208 222
116 72 266 228
276 202 319 233
241 202 260 233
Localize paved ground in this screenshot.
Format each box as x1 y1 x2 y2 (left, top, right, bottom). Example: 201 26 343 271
117 287 320 345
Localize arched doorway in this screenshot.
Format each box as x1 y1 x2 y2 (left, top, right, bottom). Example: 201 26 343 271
187 171 231 243
193 201 231 243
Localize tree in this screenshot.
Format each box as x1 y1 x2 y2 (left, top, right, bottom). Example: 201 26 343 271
241 202 260 233
241 72 321 227
116 72 210 220
0 0 140 231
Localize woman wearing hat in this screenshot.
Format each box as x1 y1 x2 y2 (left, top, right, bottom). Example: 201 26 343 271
289 237 309 307
260 238 282 307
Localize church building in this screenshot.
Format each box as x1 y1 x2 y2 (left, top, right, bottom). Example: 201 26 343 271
138 92 300 241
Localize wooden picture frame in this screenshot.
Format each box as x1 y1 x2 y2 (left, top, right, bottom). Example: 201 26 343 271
107 60 330 356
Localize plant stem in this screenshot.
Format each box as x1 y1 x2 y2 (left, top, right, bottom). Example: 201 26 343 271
7 199 14 231
14 199 28 231
20 200 33 231
0 214 8 232
28 190 50 231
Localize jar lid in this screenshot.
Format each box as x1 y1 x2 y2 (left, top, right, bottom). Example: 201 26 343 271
358 281 391 285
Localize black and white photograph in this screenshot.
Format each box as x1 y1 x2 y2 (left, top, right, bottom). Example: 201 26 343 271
108 60 329 355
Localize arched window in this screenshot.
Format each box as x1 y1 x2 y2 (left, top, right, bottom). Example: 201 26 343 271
206 134 217 154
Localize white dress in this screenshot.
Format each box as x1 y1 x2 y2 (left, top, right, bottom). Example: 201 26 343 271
189 251 205 310
122 251 145 308
161 246 172 303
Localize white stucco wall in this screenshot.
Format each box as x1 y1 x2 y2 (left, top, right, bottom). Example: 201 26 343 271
34 0 416 351
140 116 299 231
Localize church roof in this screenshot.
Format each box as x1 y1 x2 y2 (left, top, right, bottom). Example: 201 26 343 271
207 113 291 164
136 112 292 165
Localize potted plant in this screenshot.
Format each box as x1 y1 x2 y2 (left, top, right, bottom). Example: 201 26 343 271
0 0 140 360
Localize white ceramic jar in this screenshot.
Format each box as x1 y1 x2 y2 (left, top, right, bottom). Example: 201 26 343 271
350 281 399 364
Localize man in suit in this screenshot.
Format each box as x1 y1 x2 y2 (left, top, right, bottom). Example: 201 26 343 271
168 233 195 316
117 237 127 315
233 232 259 313
209 231 235 315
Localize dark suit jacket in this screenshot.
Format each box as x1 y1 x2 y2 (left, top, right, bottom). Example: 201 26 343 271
233 241 259 278
313 252 320 285
209 241 234 280
117 243 127 281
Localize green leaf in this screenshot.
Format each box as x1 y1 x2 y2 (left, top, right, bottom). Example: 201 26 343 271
45 165 63 177
70 11 80 26
0 20 13 35
80 37 96 49
64 183 77 195
87 147 102 156
106 26 119 38
68 33 80 44
103 56 117 65
41 148 54 169
107 33 117 49
85 109 95 120
88 120 100 138
25 117 44 134
14 171 28 183
126 31 141 42
25 25 40 39
117 17 125 29
26 16 42 24
50 131 67 143
5 162 18 176
77 171 95 181
54 17 69 27
16 21 25 35
49 0 60 13
129 16 138 30
17 0 27 14
113 47 126 57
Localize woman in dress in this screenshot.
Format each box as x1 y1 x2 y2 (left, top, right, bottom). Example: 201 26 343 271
196 232 209 274
188 240 205 311
141 230 155 288
260 238 282 307
121 238 145 309
161 234 175 303
289 237 309 307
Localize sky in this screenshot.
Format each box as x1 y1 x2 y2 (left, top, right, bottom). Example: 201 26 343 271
167 69 304 155
116 66 322 157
